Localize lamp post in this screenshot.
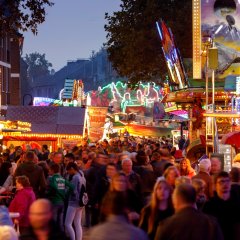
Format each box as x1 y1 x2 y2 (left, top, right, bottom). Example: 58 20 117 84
203 34 218 155
209 45 219 153
202 35 213 108
202 35 213 155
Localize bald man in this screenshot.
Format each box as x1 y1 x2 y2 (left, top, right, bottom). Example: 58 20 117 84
154 184 223 240
20 199 69 240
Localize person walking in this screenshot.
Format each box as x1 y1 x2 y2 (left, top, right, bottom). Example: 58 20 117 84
9 175 36 235
20 199 69 240
47 163 73 231
89 191 148 240
0 162 14 195
203 171 240 240
154 183 223 240
139 177 173 240
65 162 84 240
14 151 46 198
192 158 213 199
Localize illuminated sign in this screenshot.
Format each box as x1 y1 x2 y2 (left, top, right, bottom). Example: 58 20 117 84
33 97 55 106
193 0 202 79
87 106 108 142
164 102 178 112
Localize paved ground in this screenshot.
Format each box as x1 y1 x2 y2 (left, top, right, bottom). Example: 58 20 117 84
83 227 91 240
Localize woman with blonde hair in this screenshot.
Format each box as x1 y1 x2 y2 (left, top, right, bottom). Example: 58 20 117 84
178 158 196 178
163 166 180 189
139 177 173 240
107 172 141 224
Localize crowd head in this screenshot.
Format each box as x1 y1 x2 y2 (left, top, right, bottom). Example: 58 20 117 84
29 199 53 230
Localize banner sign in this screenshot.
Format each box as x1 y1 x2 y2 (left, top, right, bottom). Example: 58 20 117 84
87 106 108 142
201 0 240 79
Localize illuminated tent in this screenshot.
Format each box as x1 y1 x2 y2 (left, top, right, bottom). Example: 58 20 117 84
6 106 86 135
4 106 86 151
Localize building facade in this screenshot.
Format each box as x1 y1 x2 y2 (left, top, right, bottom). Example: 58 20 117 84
25 48 120 100
0 34 22 110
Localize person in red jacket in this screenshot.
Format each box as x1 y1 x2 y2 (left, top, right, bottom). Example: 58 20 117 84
9 175 36 235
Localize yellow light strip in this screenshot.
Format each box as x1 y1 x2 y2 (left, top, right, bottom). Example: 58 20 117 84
192 0 201 79
203 112 240 118
2 132 82 139
0 120 31 132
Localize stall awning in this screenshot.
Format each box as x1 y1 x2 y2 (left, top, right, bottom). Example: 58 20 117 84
6 106 86 135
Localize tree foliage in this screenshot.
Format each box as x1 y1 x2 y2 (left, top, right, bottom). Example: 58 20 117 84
104 0 192 85
24 52 53 80
0 0 54 35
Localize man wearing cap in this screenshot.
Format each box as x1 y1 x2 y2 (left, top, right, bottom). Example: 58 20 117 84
193 158 213 199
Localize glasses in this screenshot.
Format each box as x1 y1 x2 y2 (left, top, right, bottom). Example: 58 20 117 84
216 179 230 185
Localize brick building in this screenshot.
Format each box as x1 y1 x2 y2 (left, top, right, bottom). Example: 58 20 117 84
0 34 22 110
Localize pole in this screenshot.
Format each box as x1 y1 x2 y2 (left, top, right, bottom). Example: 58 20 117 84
212 70 215 107
189 108 193 143
205 46 209 155
206 50 209 108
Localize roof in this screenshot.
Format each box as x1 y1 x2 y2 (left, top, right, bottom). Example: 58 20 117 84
6 106 86 135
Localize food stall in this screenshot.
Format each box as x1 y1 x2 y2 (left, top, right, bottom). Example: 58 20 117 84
4 106 86 151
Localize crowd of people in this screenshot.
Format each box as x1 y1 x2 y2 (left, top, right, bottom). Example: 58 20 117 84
0 136 240 240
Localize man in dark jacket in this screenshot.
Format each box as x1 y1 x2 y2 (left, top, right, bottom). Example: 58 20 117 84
14 151 46 198
85 153 107 226
155 183 223 240
203 171 240 240
38 144 49 161
89 191 148 240
151 148 173 177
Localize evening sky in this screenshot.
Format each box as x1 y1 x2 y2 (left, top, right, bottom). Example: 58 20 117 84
22 0 121 71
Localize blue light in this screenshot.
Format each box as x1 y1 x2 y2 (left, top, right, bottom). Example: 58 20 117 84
156 21 163 40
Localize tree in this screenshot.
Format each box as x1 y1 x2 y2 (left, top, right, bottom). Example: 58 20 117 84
0 0 54 35
104 0 192 85
24 52 53 81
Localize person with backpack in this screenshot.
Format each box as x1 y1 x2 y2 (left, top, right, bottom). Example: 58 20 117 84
65 162 87 240
47 163 73 231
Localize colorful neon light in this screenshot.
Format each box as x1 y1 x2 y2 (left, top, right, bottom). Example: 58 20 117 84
89 81 163 112
33 97 55 106
193 0 202 79
156 20 188 88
